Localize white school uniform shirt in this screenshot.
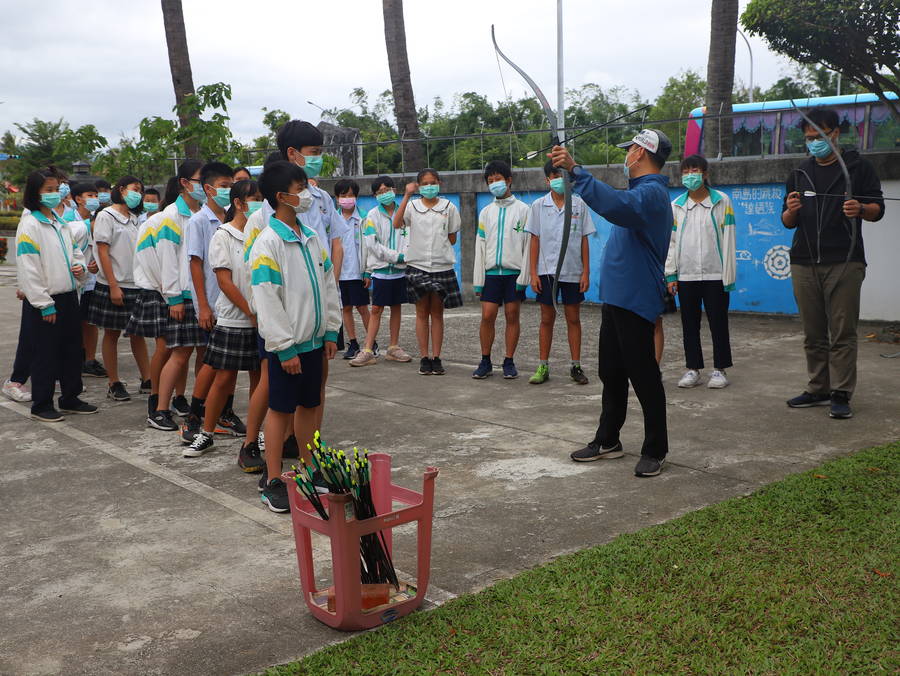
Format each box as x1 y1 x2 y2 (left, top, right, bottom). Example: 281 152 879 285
15 210 86 315
68 213 96 292
666 188 737 290
208 223 254 328
363 205 407 280
185 204 223 315
309 184 348 257
526 192 595 282
338 207 366 281
92 206 140 288
402 198 460 273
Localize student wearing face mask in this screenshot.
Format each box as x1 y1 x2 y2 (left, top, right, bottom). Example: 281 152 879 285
15 169 95 422
88 175 151 402
395 169 463 376
472 160 531 380
550 129 673 478
332 178 373 361
349 175 409 367
782 107 885 420
179 162 246 443
251 161 341 512
95 179 112 207
665 155 736 390
69 182 106 379
139 188 161 224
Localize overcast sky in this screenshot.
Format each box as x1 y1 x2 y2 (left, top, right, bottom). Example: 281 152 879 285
1 0 796 147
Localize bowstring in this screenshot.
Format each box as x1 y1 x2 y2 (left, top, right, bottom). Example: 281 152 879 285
494 48 524 165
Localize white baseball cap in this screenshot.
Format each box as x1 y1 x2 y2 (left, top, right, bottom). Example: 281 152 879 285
617 129 672 161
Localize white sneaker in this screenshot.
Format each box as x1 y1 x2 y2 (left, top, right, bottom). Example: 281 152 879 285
677 370 702 388
385 345 412 362
349 349 377 367
707 370 730 389
2 379 32 402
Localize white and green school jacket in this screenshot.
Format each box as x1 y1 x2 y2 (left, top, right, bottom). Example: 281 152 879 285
362 205 408 280
473 195 531 293
155 196 198 306
250 216 341 362
666 188 737 291
16 210 86 315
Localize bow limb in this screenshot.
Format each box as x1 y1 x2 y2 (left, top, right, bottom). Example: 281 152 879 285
790 99 857 267
492 25 572 307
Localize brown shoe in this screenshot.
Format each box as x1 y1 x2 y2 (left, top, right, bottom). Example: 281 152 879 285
385 345 412 362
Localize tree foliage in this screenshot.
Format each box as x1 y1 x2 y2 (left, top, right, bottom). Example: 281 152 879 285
742 0 900 120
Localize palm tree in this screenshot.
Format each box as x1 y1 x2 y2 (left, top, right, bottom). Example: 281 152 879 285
160 0 198 159
705 0 739 158
382 0 425 171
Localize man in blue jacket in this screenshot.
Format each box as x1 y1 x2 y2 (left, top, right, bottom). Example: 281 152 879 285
549 129 673 477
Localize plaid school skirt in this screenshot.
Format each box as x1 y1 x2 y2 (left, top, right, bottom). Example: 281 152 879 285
203 325 259 371
87 283 141 331
164 302 207 348
125 289 168 338
405 266 463 308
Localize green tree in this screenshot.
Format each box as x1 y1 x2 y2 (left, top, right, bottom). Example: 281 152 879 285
742 0 900 121
4 119 107 185
652 70 707 159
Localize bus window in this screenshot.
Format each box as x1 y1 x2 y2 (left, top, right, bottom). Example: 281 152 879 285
868 103 900 150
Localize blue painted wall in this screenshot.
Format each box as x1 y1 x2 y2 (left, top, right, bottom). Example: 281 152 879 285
474 184 796 314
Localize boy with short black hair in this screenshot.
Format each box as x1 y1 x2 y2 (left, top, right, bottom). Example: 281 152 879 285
526 161 594 386
252 161 340 512
69 182 106 378
333 178 372 360
95 179 112 206
140 188 160 223
473 160 530 379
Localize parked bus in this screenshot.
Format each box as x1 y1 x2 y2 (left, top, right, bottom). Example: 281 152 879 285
685 92 899 157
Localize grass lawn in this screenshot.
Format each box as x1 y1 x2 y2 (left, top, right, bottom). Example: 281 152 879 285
266 443 899 675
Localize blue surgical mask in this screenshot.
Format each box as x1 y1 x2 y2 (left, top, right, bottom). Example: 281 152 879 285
623 157 638 180
85 197 100 212
98 191 111 203
143 201 159 212
682 173 704 191
806 138 832 158
59 183 71 198
188 181 206 203
124 190 143 209
212 187 231 208
549 177 565 195
489 180 508 198
40 192 61 209
244 201 263 217
376 190 396 206
419 184 440 199
301 154 323 178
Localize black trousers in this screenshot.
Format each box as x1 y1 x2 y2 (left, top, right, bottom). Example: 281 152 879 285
11 299 35 384
593 303 668 460
678 280 732 370
27 292 84 413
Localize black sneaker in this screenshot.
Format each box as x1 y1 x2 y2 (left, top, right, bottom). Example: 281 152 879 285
418 357 433 375
570 365 589 385
148 409 179 431
312 470 330 494
216 409 246 436
786 391 830 408
171 394 190 417
107 381 130 401
58 398 98 415
372 341 379 357
634 455 666 477
139 379 152 394
30 408 63 423
180 414 202 444
472 358 493 379
184 430 214 457
570 441 624 462
828 390 853 419
82 359 107 378
283 434 300 459
431 357 445 375
261 478 290 513
238 440 265 473
343 340 360 360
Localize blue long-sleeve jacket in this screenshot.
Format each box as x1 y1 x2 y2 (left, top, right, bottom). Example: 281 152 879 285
571 168 673 323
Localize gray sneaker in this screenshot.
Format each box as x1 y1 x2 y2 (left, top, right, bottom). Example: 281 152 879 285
349 349 377 367
634 455 666 477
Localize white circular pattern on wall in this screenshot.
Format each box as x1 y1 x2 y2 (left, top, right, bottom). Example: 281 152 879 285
764 245 792 280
